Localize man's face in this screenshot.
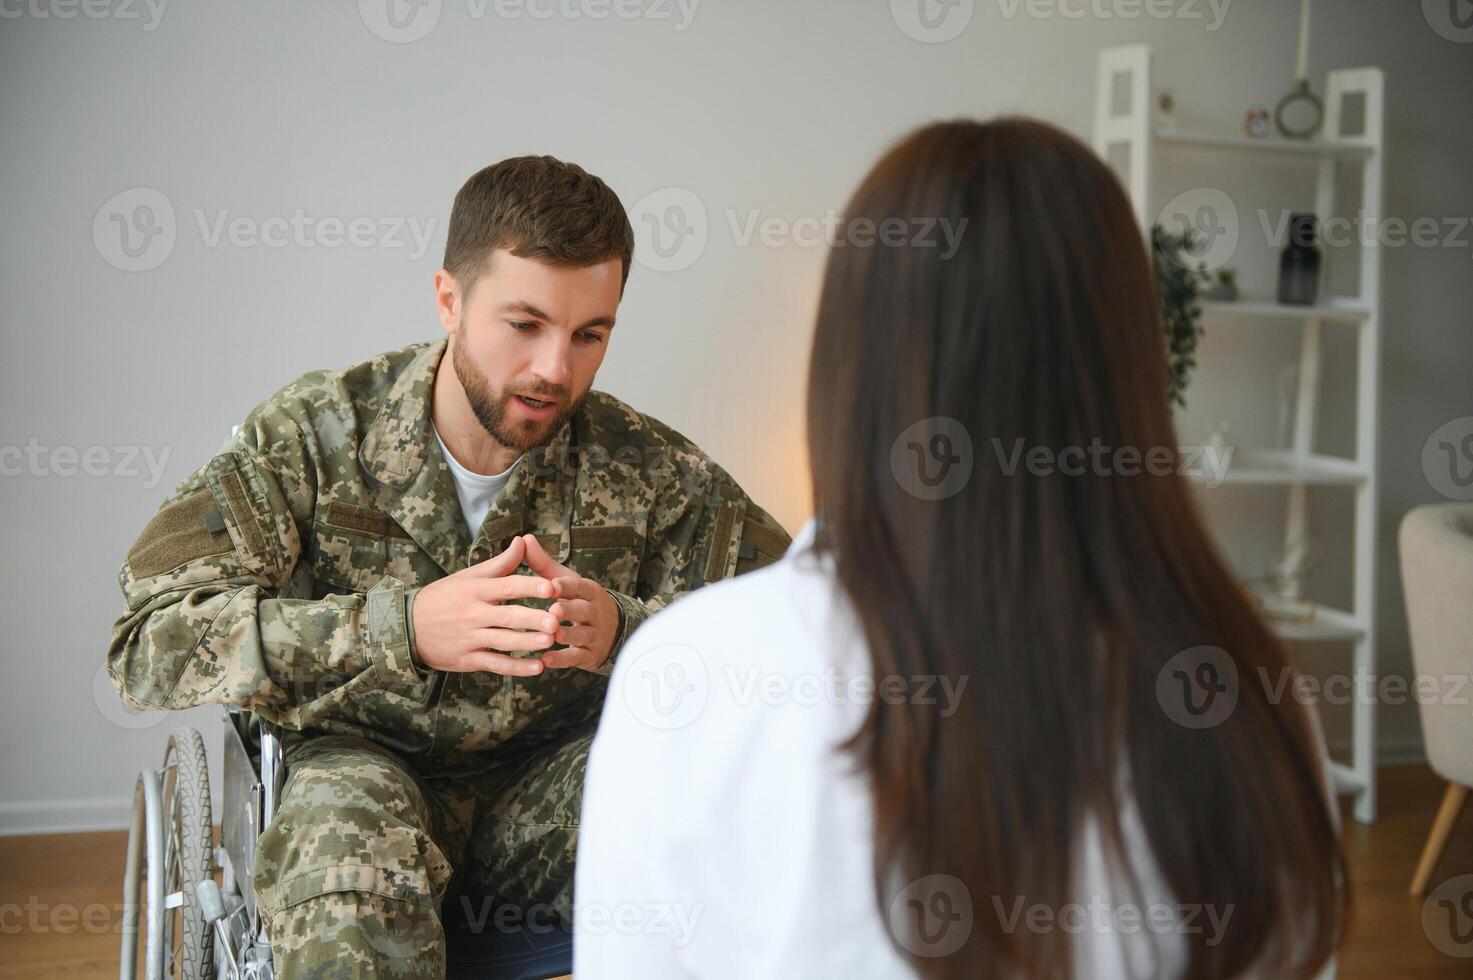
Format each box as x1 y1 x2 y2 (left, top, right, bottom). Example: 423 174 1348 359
439 249 622 453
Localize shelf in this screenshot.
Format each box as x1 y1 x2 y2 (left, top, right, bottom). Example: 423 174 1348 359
1154 128 1376 160
1267 604 1367 643
1200 296 1372 323
1098 45 1385 822
1184 449 1369 487
1329 761 1368 794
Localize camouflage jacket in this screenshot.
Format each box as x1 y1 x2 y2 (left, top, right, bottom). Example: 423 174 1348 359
107 339 790 775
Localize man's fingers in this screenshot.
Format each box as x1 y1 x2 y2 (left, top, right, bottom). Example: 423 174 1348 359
522 532 570 579
549 575 599 601
478 575 557 604
539 647 588 670
466 536 526 577
554 624 599 649
460 650 545 676
476 604 560 633
473 628 553 652
549 598 594 623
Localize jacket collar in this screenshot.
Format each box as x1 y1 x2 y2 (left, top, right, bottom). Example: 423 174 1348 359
359 338 574 575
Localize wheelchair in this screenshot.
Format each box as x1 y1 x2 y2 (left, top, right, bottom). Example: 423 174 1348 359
120 708 575 979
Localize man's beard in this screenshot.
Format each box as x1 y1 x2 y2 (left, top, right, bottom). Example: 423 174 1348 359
451 331 579 453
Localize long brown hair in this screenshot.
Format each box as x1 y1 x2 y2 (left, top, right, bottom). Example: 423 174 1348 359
806 118 1345 979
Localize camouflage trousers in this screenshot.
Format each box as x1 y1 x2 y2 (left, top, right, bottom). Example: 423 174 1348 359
252 722 594 979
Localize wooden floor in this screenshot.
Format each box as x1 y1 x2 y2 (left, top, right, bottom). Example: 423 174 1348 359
2 764 1470 977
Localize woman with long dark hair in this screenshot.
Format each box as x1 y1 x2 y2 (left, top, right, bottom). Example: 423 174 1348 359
575 117 1345 979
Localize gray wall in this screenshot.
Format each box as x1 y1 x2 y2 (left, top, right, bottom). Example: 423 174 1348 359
2 0 1469 832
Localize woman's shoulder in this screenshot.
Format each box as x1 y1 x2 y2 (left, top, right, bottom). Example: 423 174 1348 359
629 521 842 669
602 526 865 760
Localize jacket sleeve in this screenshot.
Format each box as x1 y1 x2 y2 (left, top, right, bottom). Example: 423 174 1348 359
594 463 791 677
105 418 430 729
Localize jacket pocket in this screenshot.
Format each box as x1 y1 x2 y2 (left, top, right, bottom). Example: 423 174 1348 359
566 523 641 596
311 502 411 593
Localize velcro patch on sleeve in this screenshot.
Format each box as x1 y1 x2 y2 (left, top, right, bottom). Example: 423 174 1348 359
740 517 788 562
703 500 740 583
126 489 235 578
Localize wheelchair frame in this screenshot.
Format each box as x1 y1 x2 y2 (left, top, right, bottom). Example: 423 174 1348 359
119 707 286 980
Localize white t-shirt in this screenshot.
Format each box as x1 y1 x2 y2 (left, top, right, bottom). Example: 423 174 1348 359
575 520 1335 978
432 424 521 539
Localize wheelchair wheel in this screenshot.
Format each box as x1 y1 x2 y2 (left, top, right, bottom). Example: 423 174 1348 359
121 728 214 980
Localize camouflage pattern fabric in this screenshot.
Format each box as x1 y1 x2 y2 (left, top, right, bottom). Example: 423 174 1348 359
255 725 595 978
106 338 790 974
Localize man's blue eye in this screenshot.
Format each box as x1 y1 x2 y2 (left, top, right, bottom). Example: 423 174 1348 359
579 332 605 345
510 321 536 332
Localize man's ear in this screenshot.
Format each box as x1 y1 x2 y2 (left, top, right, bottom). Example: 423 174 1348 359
433 268 461 334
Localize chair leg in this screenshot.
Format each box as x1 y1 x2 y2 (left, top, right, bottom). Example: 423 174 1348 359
1411 782 1468 895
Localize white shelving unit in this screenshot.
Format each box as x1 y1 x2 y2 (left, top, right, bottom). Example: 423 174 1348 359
1092 45 1385 823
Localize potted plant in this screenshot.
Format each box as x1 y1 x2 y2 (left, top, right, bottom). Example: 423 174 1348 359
1152 224 1212 408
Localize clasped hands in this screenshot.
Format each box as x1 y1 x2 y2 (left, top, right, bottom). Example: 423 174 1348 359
410 534 619 677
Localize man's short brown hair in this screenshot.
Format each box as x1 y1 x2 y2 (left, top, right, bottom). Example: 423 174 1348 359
443 155 634 295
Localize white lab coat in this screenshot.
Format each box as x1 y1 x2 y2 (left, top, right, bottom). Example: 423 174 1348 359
575 520 1331 978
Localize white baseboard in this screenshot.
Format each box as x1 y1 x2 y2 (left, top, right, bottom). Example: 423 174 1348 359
0 797 133 836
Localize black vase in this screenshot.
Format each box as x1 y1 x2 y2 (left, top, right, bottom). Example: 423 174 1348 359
1278 213 1321 306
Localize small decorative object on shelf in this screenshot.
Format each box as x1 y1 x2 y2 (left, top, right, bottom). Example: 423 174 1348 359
1204 267 1240 301
1276 0 1324 139
1243 107 1272 138
1278 213 1322 305
1151 224 1210 408
1245 536 1321 625
1155 89 1178 133
1276 79 1324 140
1205 422 1234 468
